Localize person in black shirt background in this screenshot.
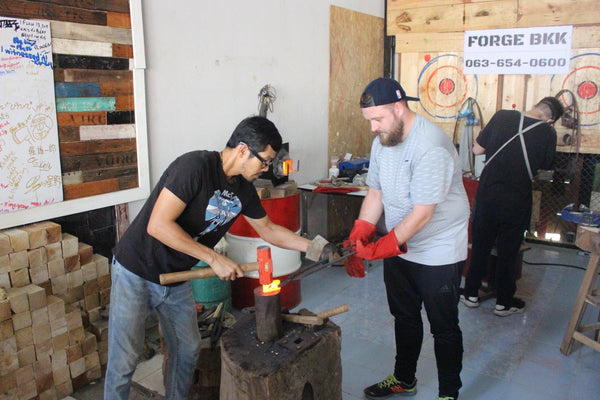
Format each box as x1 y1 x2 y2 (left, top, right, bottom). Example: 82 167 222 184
461 97 564 316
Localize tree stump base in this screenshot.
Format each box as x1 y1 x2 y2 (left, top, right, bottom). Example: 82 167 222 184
220 312 342 400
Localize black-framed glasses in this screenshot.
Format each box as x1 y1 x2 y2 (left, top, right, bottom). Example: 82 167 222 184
240 141 272 168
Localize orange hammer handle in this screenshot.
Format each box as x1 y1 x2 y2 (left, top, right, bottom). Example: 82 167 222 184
159 262 259 285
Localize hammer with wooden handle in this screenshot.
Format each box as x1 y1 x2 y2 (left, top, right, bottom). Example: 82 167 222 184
281 304 349 325
159 262 259 285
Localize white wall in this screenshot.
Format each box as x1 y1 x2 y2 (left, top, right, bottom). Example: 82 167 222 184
130 0 384 216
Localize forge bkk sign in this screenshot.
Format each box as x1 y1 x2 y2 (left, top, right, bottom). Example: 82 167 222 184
464 25 572 75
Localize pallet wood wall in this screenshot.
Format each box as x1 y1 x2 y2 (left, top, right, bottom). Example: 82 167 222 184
387 0 600 154
0 0 138 200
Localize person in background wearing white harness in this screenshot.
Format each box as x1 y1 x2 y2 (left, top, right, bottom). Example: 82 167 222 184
461 97 564 316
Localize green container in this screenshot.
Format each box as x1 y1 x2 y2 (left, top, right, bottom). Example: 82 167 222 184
190 261 232 311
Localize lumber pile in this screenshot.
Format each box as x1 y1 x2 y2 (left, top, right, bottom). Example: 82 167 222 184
0 222 110 399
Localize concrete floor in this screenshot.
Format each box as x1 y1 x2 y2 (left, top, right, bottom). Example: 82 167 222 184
72 242 600 399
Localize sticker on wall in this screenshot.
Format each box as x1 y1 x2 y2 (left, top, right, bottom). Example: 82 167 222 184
417 54 479 120
551 53 600 127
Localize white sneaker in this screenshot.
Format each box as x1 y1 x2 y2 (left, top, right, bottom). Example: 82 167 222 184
494 298 525 317
460 294 479 308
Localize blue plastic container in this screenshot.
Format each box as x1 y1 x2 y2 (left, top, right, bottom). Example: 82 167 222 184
338 158 369 171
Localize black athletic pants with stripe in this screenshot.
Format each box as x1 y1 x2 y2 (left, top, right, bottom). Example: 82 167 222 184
384 256 464 399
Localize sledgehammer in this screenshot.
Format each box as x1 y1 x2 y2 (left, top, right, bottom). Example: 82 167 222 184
159 262 259 285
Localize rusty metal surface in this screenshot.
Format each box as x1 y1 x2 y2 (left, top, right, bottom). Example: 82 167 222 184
220 312 340 377
276 328 320 353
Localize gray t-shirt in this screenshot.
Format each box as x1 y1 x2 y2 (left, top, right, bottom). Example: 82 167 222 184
366 114 469 265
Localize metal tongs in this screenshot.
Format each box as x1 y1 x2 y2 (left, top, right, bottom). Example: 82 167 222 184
278 245 355 287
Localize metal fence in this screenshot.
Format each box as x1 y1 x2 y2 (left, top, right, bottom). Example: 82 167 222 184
530 152 600 245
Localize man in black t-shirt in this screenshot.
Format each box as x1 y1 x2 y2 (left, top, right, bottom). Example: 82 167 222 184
104 117 332 400
461 97 564 317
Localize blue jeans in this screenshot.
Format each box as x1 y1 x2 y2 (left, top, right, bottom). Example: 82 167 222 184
104 258 201 400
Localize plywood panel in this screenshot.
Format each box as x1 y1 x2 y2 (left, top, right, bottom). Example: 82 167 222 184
328 6 383 161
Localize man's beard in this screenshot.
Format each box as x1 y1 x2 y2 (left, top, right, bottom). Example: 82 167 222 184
378 117 404 147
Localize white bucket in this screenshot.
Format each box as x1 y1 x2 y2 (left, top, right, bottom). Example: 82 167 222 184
224 232 302 279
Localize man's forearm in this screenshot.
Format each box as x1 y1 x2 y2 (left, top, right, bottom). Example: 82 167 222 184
254 219 310 252
358 188 384 225
392 204 436 245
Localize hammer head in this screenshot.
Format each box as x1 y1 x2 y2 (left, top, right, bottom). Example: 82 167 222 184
257 245 273 285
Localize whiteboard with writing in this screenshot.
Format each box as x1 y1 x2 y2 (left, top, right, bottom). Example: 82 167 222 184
0 17 63 214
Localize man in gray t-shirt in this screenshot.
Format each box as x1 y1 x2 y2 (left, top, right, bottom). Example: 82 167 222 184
345 78 469 400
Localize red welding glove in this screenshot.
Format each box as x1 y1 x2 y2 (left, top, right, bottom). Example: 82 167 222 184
356 231 407 261
346 220 377 246
344 254 366 278
343 220 377 278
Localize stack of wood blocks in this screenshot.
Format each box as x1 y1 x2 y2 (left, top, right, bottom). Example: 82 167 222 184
253 179 298 199
0 221 110 399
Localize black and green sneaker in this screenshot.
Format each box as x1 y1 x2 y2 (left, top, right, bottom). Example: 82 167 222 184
364 375 417 398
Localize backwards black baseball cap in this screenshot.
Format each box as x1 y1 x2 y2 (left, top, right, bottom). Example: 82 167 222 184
360 77 419 108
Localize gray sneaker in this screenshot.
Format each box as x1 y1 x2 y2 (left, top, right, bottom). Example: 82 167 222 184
494 297 525 316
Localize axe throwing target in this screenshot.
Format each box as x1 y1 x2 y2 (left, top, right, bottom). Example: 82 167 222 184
551 53 600 127
417 54 479 120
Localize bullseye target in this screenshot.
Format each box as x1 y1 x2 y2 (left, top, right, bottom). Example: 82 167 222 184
417 54 479 120
551 53 600 127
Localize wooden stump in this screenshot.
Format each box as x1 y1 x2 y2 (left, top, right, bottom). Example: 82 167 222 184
253 287 282 342
220 313 342 400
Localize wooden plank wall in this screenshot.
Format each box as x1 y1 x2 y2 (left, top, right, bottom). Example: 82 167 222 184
329 6 384 162
387 0 600 154
0 0 137 200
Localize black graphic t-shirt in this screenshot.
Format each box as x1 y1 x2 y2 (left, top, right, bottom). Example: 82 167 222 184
113 151 266 284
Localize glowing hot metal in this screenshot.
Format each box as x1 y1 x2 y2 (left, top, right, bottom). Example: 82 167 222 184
262 279 281 295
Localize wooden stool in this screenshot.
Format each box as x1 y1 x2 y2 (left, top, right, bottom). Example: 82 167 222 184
560 225 600 355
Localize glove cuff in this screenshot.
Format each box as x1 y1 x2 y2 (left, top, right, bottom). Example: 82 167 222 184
384 230 407 255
